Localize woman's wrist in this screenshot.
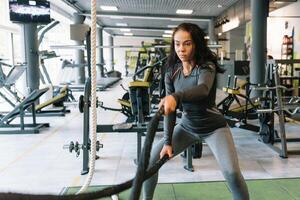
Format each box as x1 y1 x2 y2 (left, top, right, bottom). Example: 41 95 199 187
164 140 172 146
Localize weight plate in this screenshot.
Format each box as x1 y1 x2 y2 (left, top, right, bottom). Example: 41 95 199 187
78 95 84 113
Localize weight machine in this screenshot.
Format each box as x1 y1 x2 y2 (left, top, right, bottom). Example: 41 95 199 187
217 75 260 132
253 60 300 158
0 61 26 107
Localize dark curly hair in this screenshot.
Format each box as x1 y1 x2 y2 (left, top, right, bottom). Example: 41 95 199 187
167 23 224 73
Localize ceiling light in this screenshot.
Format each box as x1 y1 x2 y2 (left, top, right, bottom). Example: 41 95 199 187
164 30 173 34
116 23 128 26
29 1 36 6
162 34 172 38
217 4 222 8
120 28 131 32
110 16 124 19
218 32 222 36
204 36 210 39
274 0 297 2
176 9 193 15
273 0 297 4
167 25 177 28
124 33 133 36
171 19 185 21
100 5 118 11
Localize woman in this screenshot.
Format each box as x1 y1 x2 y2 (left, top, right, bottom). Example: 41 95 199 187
142 23 249 200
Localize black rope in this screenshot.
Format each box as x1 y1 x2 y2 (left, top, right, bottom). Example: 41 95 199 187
0 109 167 200
129 108 164 200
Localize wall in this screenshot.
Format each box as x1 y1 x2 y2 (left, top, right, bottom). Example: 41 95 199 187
229 26 246 60
216 0 249 34
267 1 300 62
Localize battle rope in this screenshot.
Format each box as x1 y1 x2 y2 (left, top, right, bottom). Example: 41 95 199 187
0 108 168 200
129 108 164 199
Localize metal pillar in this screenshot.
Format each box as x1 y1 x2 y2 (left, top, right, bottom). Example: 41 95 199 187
73 13 86 84
250 0 269 97
10 33 15 66
97 27 105 77
21 24 39 93
108 35 114 71
82 77 91 175
208 19 217 44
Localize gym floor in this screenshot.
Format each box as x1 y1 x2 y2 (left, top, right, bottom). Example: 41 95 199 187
0 77 300 195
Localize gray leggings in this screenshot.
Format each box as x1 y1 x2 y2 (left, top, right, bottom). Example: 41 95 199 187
142 125 249 200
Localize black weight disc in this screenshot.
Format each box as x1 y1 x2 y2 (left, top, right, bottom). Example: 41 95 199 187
260 123 271 143
78 95 84 113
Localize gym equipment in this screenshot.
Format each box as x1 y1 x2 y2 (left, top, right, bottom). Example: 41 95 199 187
134 50 154 79
59 60 108 91
0 88 50 134
217 75 260 132
65 78 103 175
54 31 121 92
276 59 300 97
98 76 163 163
34 86 72 116
99 92 134 121
63 29 103 176
39 50 59 85
37 21 60 85
97 123 163 162
0 61 72 117
253 60 300 158
60 61 121 91
64 140 102 157
181 141 203 172
99 56 167 123
0 62 26 107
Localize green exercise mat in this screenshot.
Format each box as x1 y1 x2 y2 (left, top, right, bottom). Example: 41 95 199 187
62 178 300 200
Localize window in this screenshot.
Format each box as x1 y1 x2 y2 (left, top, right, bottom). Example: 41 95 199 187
0 0 21 64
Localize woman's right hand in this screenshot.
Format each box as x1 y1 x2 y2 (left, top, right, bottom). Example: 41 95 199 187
160 145 173 159
158 95 177 116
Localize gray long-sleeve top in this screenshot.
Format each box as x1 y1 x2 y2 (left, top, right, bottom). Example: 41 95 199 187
163 62 227 145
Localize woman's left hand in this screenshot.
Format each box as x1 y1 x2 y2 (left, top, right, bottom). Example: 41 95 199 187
159 95 177 115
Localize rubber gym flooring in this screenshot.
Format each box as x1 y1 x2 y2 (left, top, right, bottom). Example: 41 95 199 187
63 178 300 200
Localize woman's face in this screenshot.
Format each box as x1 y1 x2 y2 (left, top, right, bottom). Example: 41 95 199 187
174 30 195 63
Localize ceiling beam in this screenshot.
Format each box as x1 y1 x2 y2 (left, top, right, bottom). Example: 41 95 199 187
81 12 211 22
61 0 105 27
60 0 84 13
113 34 169 39
103 26 172 32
